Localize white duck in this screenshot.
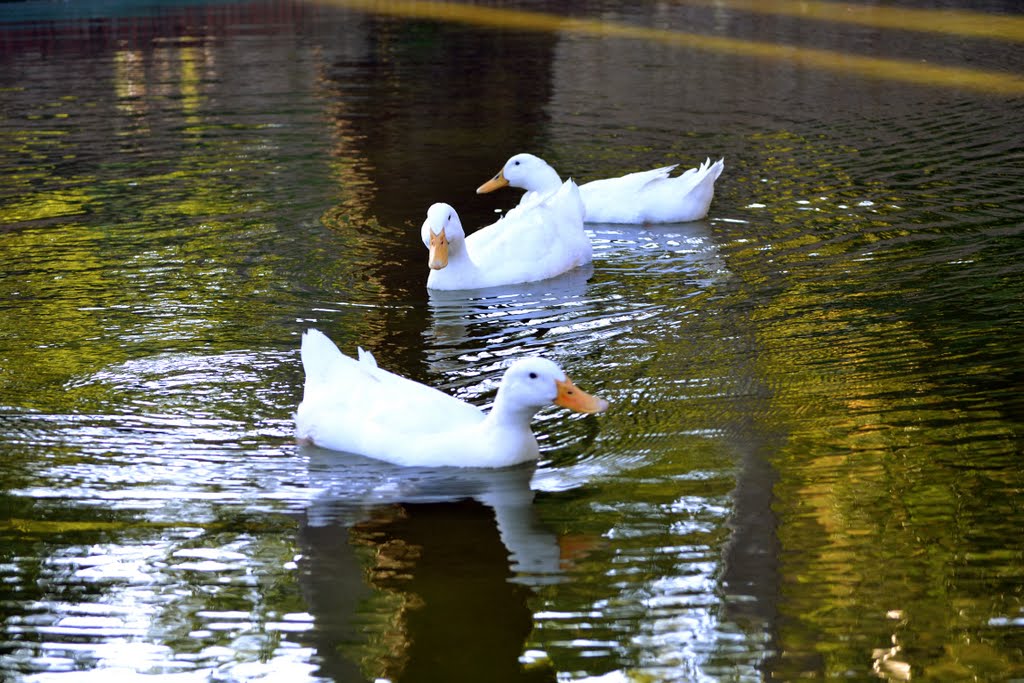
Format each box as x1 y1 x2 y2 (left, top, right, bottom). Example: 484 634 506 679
477 153 725 224
422 178 590 290
294 329 608 468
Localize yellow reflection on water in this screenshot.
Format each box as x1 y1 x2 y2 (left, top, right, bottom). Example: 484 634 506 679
318 0 1024 95
113 50 148 119
682 0 1024 42
178 45 203 119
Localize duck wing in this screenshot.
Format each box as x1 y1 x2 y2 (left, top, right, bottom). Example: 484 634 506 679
635 157 724 223
580 159 724 223
296 330 484 452
467 180 590 286
583 165 679 196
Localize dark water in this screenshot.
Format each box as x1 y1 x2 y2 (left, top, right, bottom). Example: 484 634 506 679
2 1 1022 681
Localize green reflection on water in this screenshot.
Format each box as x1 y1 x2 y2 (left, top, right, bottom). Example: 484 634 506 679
716 127 1024 680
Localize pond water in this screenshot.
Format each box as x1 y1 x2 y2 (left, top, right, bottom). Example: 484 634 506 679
1 1 1023 681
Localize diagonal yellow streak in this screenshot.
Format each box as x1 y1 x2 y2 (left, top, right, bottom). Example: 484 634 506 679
679 0 1024 43
318 0 1024 96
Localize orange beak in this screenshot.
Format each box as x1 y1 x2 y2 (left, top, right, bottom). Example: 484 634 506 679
428 228 449 270
554 377 609 414
476 169 509 194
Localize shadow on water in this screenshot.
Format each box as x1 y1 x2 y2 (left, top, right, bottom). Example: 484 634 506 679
314 6 561 233
299 449 565 681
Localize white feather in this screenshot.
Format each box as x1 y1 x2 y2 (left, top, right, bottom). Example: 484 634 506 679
294 329 607 468
482 153 724 224
421 179 591 291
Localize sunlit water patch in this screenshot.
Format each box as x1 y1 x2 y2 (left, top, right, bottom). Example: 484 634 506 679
1 526 319 681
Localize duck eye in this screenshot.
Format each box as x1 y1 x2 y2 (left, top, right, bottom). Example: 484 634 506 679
528 372 537 379
514 160 520 166
448 213 452 221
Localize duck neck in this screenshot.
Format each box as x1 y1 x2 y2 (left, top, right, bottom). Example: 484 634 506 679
439 238 483 280
526 164 563 194
486 387 540 429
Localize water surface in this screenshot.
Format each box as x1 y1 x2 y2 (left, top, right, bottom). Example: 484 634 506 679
1 1 1022 681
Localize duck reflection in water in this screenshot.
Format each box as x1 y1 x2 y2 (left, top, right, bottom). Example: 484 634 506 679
423 217 726 383
297 449 593 682
424 263 593 361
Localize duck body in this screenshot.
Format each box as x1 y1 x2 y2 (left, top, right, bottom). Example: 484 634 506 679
478 153 725 224
422 178 590 291
294 329 607 468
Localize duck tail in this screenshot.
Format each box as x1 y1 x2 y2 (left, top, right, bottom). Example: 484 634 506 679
706 157 725 181
357 347 378 368
301 328 345 385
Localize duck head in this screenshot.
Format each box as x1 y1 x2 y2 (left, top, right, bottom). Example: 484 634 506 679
477 153 562 195
421 203 466 270
497 357 609 416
